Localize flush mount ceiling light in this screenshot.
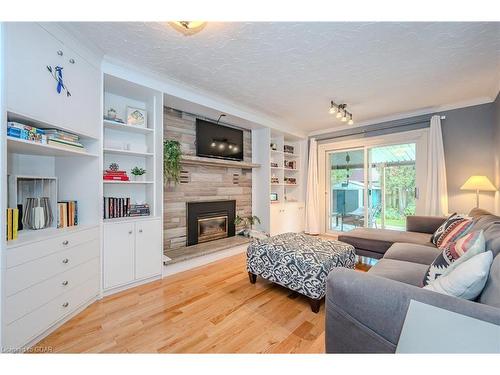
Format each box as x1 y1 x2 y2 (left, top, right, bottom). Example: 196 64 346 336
329 101 354 125
169 21 206 36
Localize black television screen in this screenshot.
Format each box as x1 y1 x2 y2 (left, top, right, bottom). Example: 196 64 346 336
196 119 244 161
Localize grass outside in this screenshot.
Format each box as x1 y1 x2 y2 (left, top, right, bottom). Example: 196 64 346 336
375 217 406 229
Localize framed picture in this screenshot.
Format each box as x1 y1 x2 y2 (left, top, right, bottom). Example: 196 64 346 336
127 107 147 128
270 192 278 202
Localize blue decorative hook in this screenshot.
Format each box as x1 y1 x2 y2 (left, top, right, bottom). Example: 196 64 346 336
47 65 71 97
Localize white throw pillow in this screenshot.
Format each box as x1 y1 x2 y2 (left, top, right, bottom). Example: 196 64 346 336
424 251 493 300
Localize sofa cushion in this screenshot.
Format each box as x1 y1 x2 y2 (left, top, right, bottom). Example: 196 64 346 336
384 243 441 265
338 228 433 255
424 251 493 300
430 213 471 247
368 259 429 286
470 214 500 258
479 252 500 308
423 230 485 286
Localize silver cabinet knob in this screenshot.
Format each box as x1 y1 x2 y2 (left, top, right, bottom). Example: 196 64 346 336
69 58 75 64
128 230 133 234
139 229 143 233
62 240 69 245
62 258 69 264
62 280 69 286
62 302 69 308
57 50 63 56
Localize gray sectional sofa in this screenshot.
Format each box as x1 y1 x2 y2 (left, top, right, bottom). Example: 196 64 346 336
326 208 500 353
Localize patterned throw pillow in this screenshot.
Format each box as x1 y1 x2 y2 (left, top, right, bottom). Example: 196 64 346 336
423 230 485 286
430 213 472 248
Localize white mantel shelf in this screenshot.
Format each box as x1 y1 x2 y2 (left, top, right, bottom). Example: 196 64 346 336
180 155 261 169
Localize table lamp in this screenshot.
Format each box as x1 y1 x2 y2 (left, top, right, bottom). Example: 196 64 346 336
460 175 497 208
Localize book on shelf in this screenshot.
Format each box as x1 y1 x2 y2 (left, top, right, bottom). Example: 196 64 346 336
57 201 78 228
7 122 46 144
103 198 150 219
103 170 130 181
6 208 19 241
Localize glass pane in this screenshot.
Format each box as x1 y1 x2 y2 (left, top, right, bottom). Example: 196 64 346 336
328 149 365 232
368 143 416 230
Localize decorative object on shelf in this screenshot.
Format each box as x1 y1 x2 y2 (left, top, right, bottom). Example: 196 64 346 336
270 193 279 202
329 101 354 125
284 177 297 185
284 145 294 154
44 129 84 151
46 65 71 97
271 162 279 168
107 108 117 120
7 122 46 144
271 175 280 184
270 143 277 151
169 21 207 36
163 139 182 184
109 163 119 172
131 167 146 181
284 160 297 169
22 197 53 230
57 201 78 228
6 208 19 241
234 215 261 237
126 106 147 128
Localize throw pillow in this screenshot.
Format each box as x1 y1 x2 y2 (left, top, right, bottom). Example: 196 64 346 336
424 251 493 300
423 230 485 286
430 213 472 248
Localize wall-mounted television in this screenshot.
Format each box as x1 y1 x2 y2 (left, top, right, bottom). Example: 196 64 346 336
196 119 244 161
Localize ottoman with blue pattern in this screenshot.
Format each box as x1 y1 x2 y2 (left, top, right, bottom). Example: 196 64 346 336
246 232 356 312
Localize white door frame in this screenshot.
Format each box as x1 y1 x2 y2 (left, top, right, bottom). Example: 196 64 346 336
318 128 429 235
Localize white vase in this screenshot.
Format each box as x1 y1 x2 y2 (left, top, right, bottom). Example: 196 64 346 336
133 174 145 181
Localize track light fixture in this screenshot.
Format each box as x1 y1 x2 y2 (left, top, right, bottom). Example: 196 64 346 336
329 101 354 125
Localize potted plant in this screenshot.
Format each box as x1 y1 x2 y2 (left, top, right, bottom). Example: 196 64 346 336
234 215 261 237
164 139 182 184
131 166 146 181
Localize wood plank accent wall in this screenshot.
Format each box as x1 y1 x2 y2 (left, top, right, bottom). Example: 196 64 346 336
163 107 252 253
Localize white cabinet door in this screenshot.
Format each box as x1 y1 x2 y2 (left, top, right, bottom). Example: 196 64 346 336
270 204 284 236
135 219 162 280
5 23 64 126
5 23 100 138
103 222 135 289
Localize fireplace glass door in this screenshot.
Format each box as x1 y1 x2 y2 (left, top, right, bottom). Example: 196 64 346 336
197 215 229 243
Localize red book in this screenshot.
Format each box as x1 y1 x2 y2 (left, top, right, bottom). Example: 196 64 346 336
104 170 127 175
104 175 130 181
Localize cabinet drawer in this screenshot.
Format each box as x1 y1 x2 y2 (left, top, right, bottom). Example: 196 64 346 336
6 226 99 268
6 239 99 297
5 257 99 325
4 275 99 350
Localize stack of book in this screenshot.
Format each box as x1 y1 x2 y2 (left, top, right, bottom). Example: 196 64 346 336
129 204 150 217
44 129 85 151
57 201 78 228
6 208 20 241
7 122 46 144
104 197 131 219
103 169 130 181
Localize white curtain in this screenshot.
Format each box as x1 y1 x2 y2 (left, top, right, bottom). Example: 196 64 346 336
424 115 449 216
305 138 321 234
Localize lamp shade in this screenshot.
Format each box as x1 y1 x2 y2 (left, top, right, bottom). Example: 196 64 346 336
460 176 497 191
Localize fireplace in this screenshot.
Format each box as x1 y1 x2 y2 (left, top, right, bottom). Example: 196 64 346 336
186 200 236 246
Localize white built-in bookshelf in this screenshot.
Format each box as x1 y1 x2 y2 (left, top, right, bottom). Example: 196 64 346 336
102 74 163 222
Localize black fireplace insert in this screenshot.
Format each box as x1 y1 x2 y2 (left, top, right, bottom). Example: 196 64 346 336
186 200 236 246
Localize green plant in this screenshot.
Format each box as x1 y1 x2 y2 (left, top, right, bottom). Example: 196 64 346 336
234 215 261 229
163 140 182 184
131 167 146 176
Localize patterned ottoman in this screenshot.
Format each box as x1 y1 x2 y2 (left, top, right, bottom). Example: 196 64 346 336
246 232 356 312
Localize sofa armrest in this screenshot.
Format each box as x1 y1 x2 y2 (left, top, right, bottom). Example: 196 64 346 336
325 268 500 353
406 215 446 234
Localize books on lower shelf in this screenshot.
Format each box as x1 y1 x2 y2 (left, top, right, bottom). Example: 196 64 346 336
58 201 78 228
103 197 150 219
7 122 46 143
6 208 19 241
103 169 130 181
45 129 85 151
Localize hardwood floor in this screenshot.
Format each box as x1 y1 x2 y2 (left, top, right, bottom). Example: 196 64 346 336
36 251 369 353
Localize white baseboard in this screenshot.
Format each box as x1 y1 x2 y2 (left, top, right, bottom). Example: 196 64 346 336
163 244 247 277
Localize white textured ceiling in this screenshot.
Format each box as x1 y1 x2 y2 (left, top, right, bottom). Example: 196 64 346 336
65 22 500 133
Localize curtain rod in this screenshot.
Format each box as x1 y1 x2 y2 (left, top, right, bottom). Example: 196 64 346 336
316 114 446 142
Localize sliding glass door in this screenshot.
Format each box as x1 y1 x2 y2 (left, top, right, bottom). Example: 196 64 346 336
324 132 425 234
